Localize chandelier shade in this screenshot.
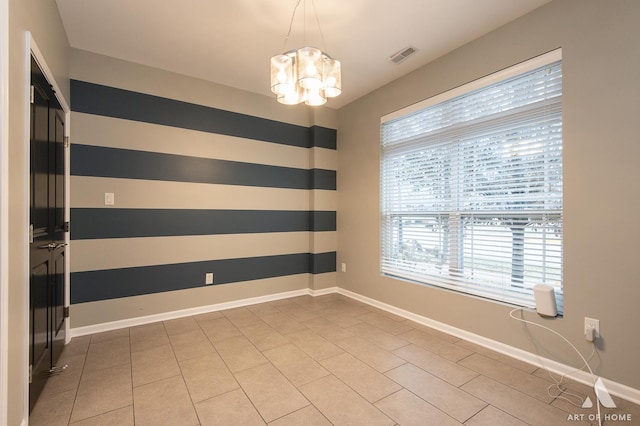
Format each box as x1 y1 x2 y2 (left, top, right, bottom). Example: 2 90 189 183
270 48 341 106
297 47 323 90
323 57 342 98
270 0 341 106
270 53 295 97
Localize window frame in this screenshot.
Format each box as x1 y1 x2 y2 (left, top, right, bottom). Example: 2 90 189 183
380 49 563 311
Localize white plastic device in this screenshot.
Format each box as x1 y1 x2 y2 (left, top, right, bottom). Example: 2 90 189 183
533 284 558 317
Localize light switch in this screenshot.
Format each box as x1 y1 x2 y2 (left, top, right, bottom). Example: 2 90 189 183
104 192 115 205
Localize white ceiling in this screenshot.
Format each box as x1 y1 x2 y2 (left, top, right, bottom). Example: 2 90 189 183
55 0 550 109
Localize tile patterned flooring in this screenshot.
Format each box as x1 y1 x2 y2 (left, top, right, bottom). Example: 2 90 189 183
30 294 639 425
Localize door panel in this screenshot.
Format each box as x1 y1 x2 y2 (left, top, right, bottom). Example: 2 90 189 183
51 94 66 363
30 81 50 239
29 262 50 412
52 106 65 238
51 249 65 360
29 56 67 412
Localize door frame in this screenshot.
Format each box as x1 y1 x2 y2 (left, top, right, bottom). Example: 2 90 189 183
0 0 9 421
23 33 71 420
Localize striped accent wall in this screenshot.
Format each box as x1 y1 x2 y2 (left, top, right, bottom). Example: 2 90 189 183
70 80 337 321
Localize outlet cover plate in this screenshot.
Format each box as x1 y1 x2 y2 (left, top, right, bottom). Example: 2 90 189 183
584 317 600 339
205 273 214 285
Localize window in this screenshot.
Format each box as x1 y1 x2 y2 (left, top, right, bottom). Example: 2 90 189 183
380 50 563 311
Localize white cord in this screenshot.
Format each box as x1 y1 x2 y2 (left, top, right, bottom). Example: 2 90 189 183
509 308 602 426
546 345 596 407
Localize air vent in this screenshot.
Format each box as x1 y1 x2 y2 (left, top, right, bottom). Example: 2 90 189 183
388 46 418 64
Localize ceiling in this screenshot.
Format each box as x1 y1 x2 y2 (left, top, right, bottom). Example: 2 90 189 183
55 0 550 109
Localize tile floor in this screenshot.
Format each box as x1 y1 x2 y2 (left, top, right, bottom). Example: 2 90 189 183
30 293 639 425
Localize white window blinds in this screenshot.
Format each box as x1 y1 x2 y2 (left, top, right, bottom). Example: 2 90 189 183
380 50 563 311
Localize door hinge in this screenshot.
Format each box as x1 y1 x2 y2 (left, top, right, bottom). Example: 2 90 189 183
63 221 70 233
29 365 32 384
29 224 34 244
63 136 70 148
63 306 70 318
30 85 34 104
48 364 68 375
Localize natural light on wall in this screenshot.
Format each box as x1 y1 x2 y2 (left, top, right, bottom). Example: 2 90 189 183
380 49 563 312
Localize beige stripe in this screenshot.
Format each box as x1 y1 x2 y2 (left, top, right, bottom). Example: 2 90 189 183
70 232 312 272
310 232 337 254
69 274 310 328
311 272 338 290
71 176 311 210
310 190 337 211
71 49 314 128
311 147 337 171
72 112 311 169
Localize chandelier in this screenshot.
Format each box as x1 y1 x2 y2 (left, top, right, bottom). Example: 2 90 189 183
270 0 341 106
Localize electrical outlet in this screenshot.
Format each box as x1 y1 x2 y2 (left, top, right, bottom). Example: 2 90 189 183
104 192 115 205
205 273 214 285
341 263 347 273
584 317 600 340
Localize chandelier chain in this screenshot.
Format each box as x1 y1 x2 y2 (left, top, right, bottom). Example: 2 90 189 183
282 0 328 54
283 0 302 52
311 0 328 53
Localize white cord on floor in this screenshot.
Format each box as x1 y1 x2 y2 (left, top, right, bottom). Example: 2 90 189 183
509 307 602 426
545 345 596 407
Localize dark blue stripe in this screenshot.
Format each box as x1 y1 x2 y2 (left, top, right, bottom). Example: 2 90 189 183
71 80 333 148
70 208 336 240
310 211 337 232
311 169 337 190
70 144 336 190
310 126 338 150
70 252 337 303
311 251 337 274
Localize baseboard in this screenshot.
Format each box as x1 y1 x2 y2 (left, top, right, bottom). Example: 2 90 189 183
68 285 640 405
309 286 340 297
336 287 640 406
70 288 310 338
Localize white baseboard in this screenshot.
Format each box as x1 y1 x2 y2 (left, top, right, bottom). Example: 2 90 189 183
309 286 340 297
336 287 640 406
69 285 640 405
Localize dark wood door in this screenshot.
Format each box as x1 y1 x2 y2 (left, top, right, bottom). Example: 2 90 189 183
50 93 67 363
29 56 67 412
